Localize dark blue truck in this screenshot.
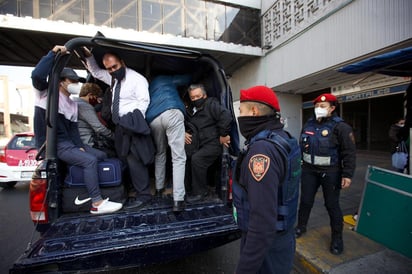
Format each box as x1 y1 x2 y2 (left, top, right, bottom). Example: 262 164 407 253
10 33 241 273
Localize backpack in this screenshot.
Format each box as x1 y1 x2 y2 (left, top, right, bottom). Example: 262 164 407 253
233 129 301 231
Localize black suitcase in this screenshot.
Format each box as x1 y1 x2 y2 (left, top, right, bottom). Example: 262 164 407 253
64 158 123 187
62 184 126 213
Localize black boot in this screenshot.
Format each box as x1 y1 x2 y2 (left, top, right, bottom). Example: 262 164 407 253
155 188 165 199
173 200 186 212
330 235 344 255
295 226 307 238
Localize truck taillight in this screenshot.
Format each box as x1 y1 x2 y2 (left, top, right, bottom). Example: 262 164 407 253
30 178 49 224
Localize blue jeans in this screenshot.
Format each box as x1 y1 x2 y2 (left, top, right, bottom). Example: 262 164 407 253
57 141 107 203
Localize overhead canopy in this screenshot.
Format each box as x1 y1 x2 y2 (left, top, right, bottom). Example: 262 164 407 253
338 46 412 76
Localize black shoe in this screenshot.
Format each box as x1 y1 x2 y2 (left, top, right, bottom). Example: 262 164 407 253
186 194 202 203
124 195 151 210
173 200 186 212
155 188 165 198
330 238 344 255
295 226 307 238
124 197 144 209
186 192 208 203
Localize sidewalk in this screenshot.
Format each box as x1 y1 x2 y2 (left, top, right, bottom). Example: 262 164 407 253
293 150 412 273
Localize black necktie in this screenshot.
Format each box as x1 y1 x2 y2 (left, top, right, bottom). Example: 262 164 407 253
112 80 120 124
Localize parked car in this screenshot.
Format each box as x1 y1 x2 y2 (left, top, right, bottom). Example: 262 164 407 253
10 33 241 273
0 132 38 188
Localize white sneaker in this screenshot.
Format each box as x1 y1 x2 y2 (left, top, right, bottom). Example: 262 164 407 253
90 198 122 214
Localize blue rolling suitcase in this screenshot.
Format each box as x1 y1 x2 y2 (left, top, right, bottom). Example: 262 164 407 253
62 158 125 212
64 158 123 187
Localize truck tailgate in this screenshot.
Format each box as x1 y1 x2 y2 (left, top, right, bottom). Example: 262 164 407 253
11 202 240 273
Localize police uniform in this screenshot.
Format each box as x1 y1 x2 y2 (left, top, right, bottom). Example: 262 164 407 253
233 86 298 274
296 93 356 255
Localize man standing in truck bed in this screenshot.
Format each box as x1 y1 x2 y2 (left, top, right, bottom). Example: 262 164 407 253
84 47 154 210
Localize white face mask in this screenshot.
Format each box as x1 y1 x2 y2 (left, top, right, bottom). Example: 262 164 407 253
67 83 82 95
314 107 329 119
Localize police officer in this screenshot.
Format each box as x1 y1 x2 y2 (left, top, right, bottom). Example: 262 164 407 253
295 93 356 255
233 86 300 274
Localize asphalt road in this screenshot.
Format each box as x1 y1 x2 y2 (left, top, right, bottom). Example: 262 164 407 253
0 181 40 274
0 181 242 274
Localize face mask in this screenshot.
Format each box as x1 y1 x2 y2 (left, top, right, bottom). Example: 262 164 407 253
110 66 126 81
237 115 279 140
192 98 206 108
89 97 99 106
314 107 329 119
237 116 256 140
67 83 82 95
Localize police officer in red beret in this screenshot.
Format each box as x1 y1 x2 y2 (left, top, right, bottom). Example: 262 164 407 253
295 93 356 255
233 85 300 273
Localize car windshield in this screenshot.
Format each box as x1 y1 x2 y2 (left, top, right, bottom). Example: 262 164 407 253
8 136 35 150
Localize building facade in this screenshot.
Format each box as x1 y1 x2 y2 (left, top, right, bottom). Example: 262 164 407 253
0 0 411 149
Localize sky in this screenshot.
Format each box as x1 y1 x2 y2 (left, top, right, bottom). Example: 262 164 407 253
0 65 33 87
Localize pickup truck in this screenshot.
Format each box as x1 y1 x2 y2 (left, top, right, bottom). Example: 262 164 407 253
10 33 241 273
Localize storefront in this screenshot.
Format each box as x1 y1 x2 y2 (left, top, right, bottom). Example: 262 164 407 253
303 74 411 151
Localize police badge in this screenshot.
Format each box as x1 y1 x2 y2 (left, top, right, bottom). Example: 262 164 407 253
248 154 270 182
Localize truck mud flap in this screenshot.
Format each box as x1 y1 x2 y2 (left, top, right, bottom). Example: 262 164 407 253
11 203 240 273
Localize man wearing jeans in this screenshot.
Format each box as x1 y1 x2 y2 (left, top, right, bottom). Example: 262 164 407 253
145 74 192 212
32 45 122 214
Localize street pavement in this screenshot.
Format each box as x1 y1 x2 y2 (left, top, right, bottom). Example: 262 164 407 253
293 150 412 273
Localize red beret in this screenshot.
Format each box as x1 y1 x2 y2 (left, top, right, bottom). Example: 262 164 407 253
240 85 280 111
313 93 337 104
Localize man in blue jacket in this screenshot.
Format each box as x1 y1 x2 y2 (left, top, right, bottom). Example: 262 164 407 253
146 74 191 212
31 45 122 214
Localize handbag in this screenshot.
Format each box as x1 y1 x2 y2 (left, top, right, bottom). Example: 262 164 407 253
391 140 408 169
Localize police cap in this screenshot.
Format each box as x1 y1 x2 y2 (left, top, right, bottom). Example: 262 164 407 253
240 85 280 111
313 93 337 104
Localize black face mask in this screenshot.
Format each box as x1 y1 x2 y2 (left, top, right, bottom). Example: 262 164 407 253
110 66 126 81
192 98 206 108
237 115 280 140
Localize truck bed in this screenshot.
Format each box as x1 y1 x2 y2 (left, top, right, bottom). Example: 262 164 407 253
11 197 240 273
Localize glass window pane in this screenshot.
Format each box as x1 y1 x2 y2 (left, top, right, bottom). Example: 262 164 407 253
163 0 183 36
113 0 137 30
185 0 206 39
52 0 83 23
39 0 52 19
20 0 33 17
205 2 225 41
224 6 260 47
0 0 18 16
142 0 161 33
85 0 110 26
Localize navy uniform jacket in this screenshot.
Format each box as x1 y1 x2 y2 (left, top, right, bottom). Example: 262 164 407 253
301 114 356 178
236 131 287 273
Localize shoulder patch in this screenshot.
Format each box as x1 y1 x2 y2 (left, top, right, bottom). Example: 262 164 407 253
248 154 270 182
